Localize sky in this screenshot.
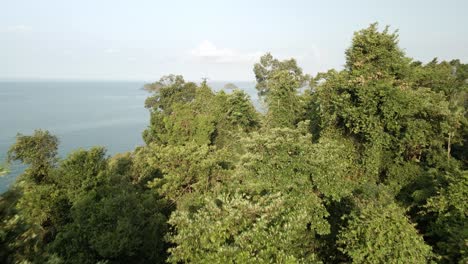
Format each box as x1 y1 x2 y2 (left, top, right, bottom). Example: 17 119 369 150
1 0 467 81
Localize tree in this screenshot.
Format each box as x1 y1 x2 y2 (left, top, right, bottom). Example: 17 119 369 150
212 89 260 150
0 188 27 263
313 24 452 182
2 23 467 264
264 70 303 128
238 122 356 201
49 147 170 264
166 123 338 263
143 75 196 112
144 78 259 148
54 147 108 202
338 191 433 263
254 53 309 129
168 192 328 264
223 90 259 129
3 132 171 263
424 170 468 263
51 180 168 264
8 130 58 183
143 75 197 144
345 23 410 81
143 74 185 93
411 59 468 166
310 24 461 263
253 53 307 97
147 142 232 210
3 130 61 262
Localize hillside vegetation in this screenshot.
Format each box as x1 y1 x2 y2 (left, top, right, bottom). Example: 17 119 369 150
1 23 467 263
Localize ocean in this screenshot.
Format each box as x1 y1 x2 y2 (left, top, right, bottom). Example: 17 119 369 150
0 80 258 193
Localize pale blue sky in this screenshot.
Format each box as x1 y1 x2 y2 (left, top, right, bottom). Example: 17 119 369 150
1 0 467 81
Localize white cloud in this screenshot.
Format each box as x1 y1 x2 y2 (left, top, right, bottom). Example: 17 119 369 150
190 40 263 63
2 25 32 33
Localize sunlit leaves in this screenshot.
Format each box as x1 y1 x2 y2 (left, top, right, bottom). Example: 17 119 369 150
338 200 433 263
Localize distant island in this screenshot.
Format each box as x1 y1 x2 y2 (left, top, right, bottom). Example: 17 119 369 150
223 82 239 90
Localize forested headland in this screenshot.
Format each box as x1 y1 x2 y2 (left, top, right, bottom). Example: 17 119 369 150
1 23 467 263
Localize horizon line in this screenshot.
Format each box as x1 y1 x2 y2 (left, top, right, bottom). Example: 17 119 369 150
0 77 257 83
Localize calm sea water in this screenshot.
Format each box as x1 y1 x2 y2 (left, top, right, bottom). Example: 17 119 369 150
0 80 258 193
0 81 149 193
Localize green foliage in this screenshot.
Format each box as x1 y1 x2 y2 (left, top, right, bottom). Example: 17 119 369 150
143 79 259 147
345 23 410 80
54 147 108 202
167 123 340 263
313 25 452 184
424 170 468 263
143 75 197 144
161 102 217 145
0 188 28 263
2 130 62 262
143 76 179 92
8 130 58 183
2 136 170 263
0 164 8 176
223 89 259 130
411 58 468 167
50 148 169 264
128 146 163 186
143 74 195 110
265 70 303 127
51 182 168 264
168 192 328 264
310 129 360 201
254 53 307 97
239 123 356 201
211 89 260 151
2 23 466 264
147 143 231 209
254 53 309 128
338 196 433 263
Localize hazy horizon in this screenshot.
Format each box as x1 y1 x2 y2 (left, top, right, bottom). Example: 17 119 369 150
2 0 468 81
0 78 257 83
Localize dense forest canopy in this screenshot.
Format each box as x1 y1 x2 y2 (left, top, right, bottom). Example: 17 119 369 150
1 23 467 263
